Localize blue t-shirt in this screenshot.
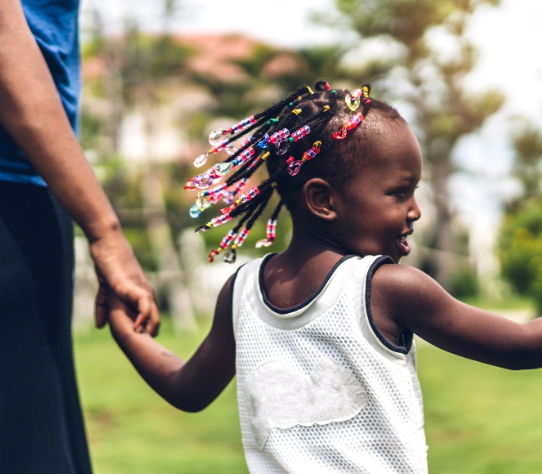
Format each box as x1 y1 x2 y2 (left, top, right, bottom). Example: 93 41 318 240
0 0 81 186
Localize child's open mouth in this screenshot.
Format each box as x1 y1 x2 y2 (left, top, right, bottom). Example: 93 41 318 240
395 232 412 256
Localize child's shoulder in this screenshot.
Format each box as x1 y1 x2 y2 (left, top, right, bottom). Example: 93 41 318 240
371 262 454 320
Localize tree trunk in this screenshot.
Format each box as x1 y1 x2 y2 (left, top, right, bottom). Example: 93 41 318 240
104 45 124 155
140 95 196 332
141 174 197 332
428 141 454 290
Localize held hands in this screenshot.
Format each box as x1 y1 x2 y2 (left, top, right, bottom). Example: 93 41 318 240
90 227 160 336
106 289 141 338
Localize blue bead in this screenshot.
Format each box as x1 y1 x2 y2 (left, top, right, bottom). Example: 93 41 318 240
189 204 202 218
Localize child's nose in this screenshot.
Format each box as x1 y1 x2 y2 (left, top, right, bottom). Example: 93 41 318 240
408 198 421 221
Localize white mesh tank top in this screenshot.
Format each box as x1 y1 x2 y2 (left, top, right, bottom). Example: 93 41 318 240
232 254 428 474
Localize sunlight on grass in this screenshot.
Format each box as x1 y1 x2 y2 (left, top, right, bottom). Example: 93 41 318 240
75 316 542 473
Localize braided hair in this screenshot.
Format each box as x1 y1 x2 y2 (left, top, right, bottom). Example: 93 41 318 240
185 80 404 263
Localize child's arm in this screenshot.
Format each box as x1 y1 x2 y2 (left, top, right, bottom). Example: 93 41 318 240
373 264 542 370
108 276 236 412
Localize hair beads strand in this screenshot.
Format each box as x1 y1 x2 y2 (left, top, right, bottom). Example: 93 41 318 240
256 200 283 248
222 188 273 264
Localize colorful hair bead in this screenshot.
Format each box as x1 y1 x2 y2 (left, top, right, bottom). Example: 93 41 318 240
228 149 253 170
208 229 239 262
362 85 371 104
333 112 364 140
208 129 227 146
209 138 235 155
286 141 321 176
194 153 209 168
290 125 311 142
189 184 228 217
222 178 247 204
256 219 277 248
257 134 270 149
189 204 203 218
195 213 232 233
221 186 260 215
269 128 290 145
234 227 250 247
345 90 361 112
227 115 257 134
192 172 215 189
223 227 250 263
241 135 253 147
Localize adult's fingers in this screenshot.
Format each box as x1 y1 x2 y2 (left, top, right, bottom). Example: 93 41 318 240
132 291 160 336
144 301 161 337
94 284 108 328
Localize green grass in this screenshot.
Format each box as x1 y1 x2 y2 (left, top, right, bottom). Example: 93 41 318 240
75 318 542 473
75 319 248 474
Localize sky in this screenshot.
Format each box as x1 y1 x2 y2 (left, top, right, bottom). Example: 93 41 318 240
81 0 542 258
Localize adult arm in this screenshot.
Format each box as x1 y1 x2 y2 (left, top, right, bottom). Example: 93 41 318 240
0 0 159 334
372 264 542 370
109 275 237 411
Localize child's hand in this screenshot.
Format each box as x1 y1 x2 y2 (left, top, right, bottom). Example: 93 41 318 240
107 290 142 337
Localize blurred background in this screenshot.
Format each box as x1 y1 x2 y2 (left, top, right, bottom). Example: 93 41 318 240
72 0 542 472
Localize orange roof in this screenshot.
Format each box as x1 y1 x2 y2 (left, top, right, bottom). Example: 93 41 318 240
82 33 307 83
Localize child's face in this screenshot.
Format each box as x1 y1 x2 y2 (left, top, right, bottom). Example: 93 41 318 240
335 120 422 263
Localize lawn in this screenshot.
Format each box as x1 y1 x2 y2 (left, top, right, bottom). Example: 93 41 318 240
75 317 542 473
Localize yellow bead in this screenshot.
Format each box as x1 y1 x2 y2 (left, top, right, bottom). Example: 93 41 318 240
261 151 270 161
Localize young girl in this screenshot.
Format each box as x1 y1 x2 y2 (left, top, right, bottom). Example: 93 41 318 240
107 81 540 474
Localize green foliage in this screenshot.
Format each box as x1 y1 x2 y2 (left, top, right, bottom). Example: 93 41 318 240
123 227 157 272
508 119 542 208
498 119 542 314
450 264 479 299
79 105 108 153
498 198 542 315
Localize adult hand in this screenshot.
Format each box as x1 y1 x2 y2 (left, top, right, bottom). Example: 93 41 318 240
90 227 160 336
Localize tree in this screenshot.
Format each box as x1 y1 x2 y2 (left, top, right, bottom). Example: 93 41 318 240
324 0 504 288
506 119 542 211
498 119 542 314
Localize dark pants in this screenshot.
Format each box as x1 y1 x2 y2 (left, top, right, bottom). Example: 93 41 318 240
0 181 92 474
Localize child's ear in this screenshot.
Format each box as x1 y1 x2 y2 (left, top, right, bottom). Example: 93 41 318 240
302 178 337 221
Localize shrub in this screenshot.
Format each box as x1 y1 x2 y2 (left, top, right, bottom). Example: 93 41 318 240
498 197 542 315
